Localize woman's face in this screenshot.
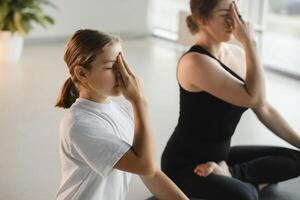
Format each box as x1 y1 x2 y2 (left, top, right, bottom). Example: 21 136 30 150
203 0 236 42
84 42 122 97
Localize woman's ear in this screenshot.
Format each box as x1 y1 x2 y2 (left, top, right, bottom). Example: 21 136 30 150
202 17 210 26
74 65 89 84
196 17 208 29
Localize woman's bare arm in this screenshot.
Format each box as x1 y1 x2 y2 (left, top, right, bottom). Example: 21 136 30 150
253 102 300 149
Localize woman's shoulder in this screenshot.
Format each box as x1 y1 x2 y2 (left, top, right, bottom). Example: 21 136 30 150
179 50 219 71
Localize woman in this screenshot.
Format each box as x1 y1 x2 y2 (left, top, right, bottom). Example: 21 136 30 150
161 0 300 199
55 29 188 200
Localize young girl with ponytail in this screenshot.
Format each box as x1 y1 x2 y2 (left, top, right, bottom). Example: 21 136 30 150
55 29 188 200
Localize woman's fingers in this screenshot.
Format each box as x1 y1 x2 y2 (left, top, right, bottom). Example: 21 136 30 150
229 3 238 24
229 1 244 27
233 1 242 17
233 1 245 24
226 18 234 31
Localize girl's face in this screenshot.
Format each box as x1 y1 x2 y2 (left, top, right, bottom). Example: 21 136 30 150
84 42 122 98
202 0 236 42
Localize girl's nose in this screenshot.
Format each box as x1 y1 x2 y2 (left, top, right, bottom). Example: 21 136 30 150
226 18 233 29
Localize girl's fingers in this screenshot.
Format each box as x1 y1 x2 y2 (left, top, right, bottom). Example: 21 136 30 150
120 53 134 76
117 54 129 78
115 55 129 90
116 72 126 90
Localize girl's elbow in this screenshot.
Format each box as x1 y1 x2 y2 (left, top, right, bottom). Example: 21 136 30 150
139 161 157 176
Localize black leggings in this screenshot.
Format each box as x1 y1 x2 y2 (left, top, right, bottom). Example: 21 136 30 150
169 146 300 200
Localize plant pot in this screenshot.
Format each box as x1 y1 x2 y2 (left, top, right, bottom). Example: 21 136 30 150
0 31 24 63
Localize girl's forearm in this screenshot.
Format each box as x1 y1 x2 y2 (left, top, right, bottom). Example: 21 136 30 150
141 170 189 200
131 99 156 172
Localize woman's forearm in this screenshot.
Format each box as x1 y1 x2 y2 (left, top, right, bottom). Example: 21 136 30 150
242 39 266 107
141 170 189 200
255 103 300 149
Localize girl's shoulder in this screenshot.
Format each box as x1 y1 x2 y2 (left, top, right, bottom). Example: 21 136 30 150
111 99 134 120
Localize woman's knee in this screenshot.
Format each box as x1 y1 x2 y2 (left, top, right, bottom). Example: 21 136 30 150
287 149 300 175
230 183 258 200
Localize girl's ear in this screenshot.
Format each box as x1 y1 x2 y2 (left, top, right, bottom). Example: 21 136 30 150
74 65 89 84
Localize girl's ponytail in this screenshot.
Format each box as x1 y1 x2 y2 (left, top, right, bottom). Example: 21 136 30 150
55 77 79 109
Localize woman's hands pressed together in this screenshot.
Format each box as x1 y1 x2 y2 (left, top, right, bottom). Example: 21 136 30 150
228 1 254 45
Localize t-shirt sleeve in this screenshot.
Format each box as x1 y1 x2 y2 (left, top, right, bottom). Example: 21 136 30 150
69 123 131 177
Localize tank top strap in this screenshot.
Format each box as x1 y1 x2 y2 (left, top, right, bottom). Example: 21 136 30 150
185 45 245 83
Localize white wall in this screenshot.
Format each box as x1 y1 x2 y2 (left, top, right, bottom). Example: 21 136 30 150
28 0 151 39
148 0 188 33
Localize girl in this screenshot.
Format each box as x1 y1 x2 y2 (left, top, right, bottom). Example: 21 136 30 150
55 29 188 200
161 0 300 199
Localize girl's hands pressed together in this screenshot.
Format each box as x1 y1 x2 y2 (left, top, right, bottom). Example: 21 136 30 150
115 53 145 104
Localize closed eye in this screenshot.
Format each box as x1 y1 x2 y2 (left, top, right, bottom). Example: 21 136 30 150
104 63 116 70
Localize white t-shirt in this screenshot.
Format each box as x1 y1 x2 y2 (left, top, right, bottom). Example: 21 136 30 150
56 98 134 200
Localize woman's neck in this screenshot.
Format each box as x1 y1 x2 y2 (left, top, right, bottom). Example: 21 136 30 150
79 90 111 104
196 32 224 59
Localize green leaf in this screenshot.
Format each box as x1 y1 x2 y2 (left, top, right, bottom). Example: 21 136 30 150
44 15 54 25
8 20 16 33
0 1 9 22
23 20 31 34
28 13 47 28
14 11 27 36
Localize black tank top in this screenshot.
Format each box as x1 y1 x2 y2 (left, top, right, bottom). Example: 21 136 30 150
161 45 249 178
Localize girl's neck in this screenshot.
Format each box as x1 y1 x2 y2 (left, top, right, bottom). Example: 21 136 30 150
79 90 111 104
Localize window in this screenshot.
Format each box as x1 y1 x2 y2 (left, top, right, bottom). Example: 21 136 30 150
262 0 300 75
150 0 300 78
150 0 188 40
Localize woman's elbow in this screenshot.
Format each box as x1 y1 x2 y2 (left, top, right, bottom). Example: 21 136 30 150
249 95 267 108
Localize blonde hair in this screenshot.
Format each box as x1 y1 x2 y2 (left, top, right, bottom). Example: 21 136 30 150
55 29 119 108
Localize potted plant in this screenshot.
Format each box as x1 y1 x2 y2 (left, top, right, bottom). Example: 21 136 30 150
0 0 56 63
